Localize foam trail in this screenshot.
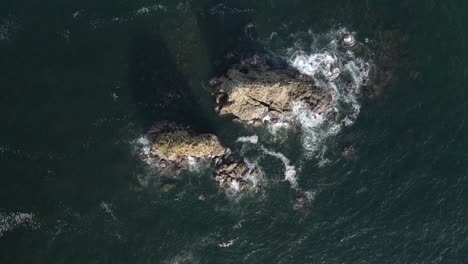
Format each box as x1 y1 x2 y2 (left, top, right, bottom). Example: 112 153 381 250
292 102 340 158
236 135 258 144
218 238 237 248
261 147 297 188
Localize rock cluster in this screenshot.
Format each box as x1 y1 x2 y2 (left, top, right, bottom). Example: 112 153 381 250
141 122 261 191
210 63 334 127
139 59 337 193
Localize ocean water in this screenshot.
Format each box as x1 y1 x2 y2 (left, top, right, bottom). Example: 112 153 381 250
1 0 468 263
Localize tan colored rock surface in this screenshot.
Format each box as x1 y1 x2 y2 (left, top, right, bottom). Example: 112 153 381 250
140 122 262 192
210 64 333 126
150 130 225 162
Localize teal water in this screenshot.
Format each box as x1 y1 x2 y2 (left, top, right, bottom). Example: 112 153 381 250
1 1 468 263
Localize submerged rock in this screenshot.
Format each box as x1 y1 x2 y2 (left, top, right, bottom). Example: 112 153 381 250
160 183 177 193
210 62 334 127
341 145 357 160
140 122 261 192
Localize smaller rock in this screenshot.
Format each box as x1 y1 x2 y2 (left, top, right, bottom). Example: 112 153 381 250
139 121 262 192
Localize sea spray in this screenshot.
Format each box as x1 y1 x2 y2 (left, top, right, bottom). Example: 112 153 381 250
288 27 372 127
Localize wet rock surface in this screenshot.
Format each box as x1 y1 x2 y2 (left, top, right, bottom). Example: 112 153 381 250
209 62 334 127
140 122 261 192
213 152 261 192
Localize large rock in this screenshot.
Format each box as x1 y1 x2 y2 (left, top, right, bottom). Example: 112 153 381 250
210 62 334 126
140 122 261 192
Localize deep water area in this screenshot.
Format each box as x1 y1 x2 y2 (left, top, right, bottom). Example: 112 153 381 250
1 1 468 263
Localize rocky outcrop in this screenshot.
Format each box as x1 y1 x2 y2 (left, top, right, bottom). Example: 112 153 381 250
213 153 261 192
140 122 261 192
209 62 334 127
145 122 225 163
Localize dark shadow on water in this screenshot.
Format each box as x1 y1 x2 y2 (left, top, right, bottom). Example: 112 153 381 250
195 1 262 76
127 32 214 132
127 5 264 137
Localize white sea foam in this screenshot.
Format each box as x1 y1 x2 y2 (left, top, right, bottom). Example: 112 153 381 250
343 34 357 47
135 4 167 16
187 156 196 165
72 11 80 19
0 212 39 237
292 102 341 159
132 135 170 188
133 136 156 166
261 147 297 188
228 180 241 192
264 27 374 157
136 136 151 154
266 120 292 136
243 160 262 188
236 135 258 144
290 51 341 80
218 238 237 248
288 28 372 126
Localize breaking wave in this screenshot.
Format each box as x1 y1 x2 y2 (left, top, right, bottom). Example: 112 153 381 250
265 27 374 158
133 136 155 166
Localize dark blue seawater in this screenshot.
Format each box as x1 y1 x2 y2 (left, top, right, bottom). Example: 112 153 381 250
1 1 468 263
